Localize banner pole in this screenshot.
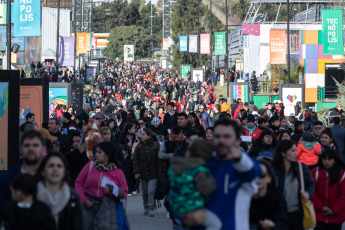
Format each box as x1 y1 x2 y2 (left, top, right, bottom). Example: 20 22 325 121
6 0 11 69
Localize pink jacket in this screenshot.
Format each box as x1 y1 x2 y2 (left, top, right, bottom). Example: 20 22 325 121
75 162 128 203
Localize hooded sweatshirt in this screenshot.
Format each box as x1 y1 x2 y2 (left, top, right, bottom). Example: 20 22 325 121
297 141 321 166
168 157 216 215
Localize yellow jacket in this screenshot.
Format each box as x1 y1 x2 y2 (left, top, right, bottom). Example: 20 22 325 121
220 102 231 113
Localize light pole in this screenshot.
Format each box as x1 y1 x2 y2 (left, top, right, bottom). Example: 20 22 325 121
287 0 291 83
56 0 61 68
6 0 11 69
226 0 229 97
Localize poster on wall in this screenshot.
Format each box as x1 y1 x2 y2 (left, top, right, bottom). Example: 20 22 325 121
181 64 191 79
0 82 8 170
86 67 96 82
0 26 24 51
179 36 187 52
60 37 75 67
189 35 197 53
124 45 134 62
269 30 286 64
71 84 83 113
49 88 68 117
200 34 210 54
322 9 344 55
191 69 204 82
13 0 41 36
232 84 249 102
214 32 226 55
281 86 303 116
20 86 42 128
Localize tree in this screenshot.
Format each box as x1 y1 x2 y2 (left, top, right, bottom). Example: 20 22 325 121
103 25 151 60
266 57 301 84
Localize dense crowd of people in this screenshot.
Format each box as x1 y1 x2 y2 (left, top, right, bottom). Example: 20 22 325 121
3 61 345 230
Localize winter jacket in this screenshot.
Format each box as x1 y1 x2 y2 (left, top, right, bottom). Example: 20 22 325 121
65 149 89 185
168 157 216 215
57 191 84 230
132 139 164 180
311 167 345 224
201 111 212 128
273 162 315 215
190 123 205 137
1 200 56 230
304 118 314 132
331 125 345 154
220 102 231 113
163 111 178 129
204 153 261 230
233 105 243 119
297 141 321 166
149 124 168 138
75 162 128 203
125 98 135 111
244 126 262 141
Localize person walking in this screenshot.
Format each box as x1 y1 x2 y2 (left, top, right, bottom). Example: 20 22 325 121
132 128 164 217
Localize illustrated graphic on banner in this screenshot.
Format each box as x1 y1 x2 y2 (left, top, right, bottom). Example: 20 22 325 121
49 88 68 117
20 86 42 129
189 35 198 53
200 34 210 54
92 36 97 49
60 37 75 67
86 67 97 82
192 69 204 82
233 85 248 102
282 88 302 116
0 26 24 51
124 45 134 62
215 32 226 55
322 9 344 55
181 65 191 79
179 36 187 52
162 38 168 51
0 83 8 170
77 33 89 54
25 36 41 65
270 30 286 64
242 24 260 35
13 0 41 36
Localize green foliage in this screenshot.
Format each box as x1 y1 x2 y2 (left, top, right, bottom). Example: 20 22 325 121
266 57 301 84
103 25 151 60
170 0 223 70
332 77 345 107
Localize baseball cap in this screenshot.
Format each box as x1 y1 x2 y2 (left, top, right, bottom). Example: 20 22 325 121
198 105 204 109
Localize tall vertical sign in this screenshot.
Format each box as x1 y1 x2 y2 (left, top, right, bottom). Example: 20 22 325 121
13 0 41 36
124 45 134 62
189 35 197 53
60 37 75 67
200 34 210 54
179 36 187 52
322 9 344 55
77 33 88 54
269 30 286 64
215 32 226 55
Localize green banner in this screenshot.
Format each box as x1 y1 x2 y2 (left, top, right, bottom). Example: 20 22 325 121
215 32 226 55
322 9 344 55
181 65 191 79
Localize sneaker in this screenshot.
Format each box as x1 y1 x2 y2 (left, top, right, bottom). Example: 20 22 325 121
144 209 149 215
127 194 132 197
149 211 155 217
132 191 137 195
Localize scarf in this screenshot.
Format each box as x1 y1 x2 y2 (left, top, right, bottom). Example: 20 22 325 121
169 131 184 144
245 125 256 135
36 181 71 226
95 160 117 171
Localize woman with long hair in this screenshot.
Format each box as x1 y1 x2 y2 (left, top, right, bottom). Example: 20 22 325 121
248 130 277 158
189 112 205 136
132 128 163 217
250 159 287 230
106 118 121 142
36 152 83 230
320 128 341 154
204 127 213 143
119 123 138 147
272 140 315 230
311 149 345 230
75 142 128 230
278 130 292 141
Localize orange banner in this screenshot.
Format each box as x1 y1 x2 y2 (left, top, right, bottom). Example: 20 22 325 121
162 38 168 51
270 30 286 64
77 33 90 54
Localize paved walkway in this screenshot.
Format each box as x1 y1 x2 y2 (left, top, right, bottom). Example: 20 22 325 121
126 194 172 230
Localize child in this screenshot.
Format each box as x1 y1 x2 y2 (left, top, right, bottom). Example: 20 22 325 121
168 139 222 230
120 144 135 197
1 174 56 230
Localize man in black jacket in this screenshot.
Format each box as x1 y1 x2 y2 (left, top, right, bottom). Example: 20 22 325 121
163 102 178 129
48 118 72 154
126 94 135 111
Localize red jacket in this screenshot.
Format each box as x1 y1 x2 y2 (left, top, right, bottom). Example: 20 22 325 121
296 141 321 166
233 105 243 120
175 101 181 112
244 127 262 141
311 167 345 224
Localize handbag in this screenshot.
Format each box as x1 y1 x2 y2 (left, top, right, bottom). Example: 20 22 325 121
298 162 316 228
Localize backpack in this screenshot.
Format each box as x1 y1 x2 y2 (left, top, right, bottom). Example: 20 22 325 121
209 93 214 101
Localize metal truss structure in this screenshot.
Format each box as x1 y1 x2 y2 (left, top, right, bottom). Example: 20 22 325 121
163 0 171 38
75 0 92 33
